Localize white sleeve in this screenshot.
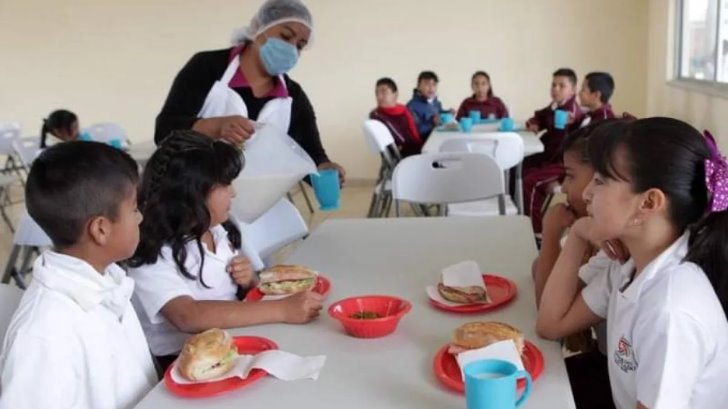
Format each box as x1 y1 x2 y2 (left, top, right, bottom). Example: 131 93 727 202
578 250 611 284
580 261 616 319
128 252 193 325
0 333 78 409
633 308 708 408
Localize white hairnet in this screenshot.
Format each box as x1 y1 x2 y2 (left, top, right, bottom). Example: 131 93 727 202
231 0 313 46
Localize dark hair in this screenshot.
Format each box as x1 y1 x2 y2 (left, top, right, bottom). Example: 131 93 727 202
552 68 577 86
41 109 77 148
471 71 493 98
26 141 139 249
560 119 624 164
417 71 439 84
588 117 728 317
128 130 243 288
584 72 615 103
376 77 398 93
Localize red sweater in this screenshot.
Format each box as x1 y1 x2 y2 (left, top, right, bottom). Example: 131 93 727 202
369 105 422 157
456 95 509 120
579 104 616 127
526 96 584 163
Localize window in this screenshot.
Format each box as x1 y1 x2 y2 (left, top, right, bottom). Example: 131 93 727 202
677 0 728 83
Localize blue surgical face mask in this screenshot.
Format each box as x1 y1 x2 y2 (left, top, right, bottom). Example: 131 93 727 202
259 37 299 76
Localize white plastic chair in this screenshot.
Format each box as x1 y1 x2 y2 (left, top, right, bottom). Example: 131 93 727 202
12 137 44 174
0 283 23 345
392 152 506 216
1 212 52 289
0 123 21 173
439 133 524 216
363 120 402 218
83 122 130 147
231 198 308 271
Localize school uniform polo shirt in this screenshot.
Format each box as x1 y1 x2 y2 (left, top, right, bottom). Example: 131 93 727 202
0 251 157 409
128 225 238 356
581 233 728 409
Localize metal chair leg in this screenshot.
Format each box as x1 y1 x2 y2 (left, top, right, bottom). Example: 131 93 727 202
1 244 21 284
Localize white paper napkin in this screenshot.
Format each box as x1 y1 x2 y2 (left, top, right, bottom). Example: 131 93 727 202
442 261 484 288
171 350 326 384
455 340 524 380
425 261 488 306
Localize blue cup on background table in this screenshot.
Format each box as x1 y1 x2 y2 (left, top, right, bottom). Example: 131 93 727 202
440 112 454 125
469 110 481 124
79 132 92 142
459 117 474 133
554 109 569 130
464 359 532 409
311 169 340 211
109 138 123 150
500 117 515 132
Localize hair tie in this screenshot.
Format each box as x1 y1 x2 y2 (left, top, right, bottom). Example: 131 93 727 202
703 130 728 212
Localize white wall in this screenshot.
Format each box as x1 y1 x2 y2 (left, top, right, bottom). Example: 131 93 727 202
647 0 728 148
0 0 648 179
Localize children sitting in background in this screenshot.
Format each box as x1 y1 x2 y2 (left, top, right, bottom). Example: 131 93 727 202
578 72 616 127
370 77 422 158
538 118 728 409
525 68 583 166
127 130 324 371
532 121 617 409
456 71 509 120
522 68 582 236
0 142 156 409
406 71 450 141
41 109 79 148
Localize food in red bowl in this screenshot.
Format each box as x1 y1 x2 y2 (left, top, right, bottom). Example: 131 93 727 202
328 295 412 338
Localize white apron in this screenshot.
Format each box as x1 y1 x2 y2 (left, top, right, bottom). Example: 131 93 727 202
196 53 316 269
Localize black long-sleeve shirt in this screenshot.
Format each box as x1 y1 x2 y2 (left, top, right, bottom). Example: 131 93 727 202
155 48 330 165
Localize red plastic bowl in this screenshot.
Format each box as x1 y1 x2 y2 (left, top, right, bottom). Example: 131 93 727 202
328 295 412 338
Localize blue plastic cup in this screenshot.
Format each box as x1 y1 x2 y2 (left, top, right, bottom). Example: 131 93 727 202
459 117 474 133
554 109 569 130
440 112 454 124
465 360 532 409
311 169 340 211
109 138 123 150
469 110 482 123
79 132 92 141
500 117 515 131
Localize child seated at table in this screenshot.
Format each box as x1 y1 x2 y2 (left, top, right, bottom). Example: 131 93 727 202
456 71 509 120
0 141 157 409
127 130 324 371
522 68 583 237
577 72 616 128
40 109 80 148
532 121 619 409
406 70 452 141
537 118 728 409
370 77 422 158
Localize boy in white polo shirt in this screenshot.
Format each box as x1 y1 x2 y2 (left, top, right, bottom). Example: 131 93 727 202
0 141 157 409
537 119 728 409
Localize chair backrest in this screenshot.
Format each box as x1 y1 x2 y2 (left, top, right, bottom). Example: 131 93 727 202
0 283 23 346
439 132 524 170
0 125 21 156
363 120 401 173
392 152 504 205
12 137 43 170
14 211 52 246
231 198 308 270
83 122 129 145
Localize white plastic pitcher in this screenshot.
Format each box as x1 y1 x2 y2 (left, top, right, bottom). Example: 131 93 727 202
231 124 316 223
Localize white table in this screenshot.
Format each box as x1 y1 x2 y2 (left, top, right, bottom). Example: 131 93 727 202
135 217 575 409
